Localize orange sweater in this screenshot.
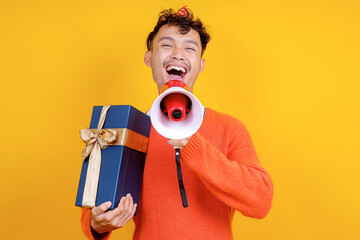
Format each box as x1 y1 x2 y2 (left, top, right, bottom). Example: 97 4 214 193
81 108 273 239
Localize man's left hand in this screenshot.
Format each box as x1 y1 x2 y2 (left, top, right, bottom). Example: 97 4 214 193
167 137 191 149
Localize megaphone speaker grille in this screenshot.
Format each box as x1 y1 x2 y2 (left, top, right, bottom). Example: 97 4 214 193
150 87 204 140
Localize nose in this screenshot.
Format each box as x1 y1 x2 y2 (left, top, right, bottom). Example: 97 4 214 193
171 46 185 60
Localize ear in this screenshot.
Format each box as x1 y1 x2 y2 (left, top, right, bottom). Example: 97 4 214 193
199 58 205 73
144 51 152 67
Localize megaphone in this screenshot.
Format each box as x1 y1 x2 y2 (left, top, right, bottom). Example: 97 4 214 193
149 80 205 140
150 80 204 208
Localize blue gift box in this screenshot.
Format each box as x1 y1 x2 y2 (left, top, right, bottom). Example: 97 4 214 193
75 105 151 212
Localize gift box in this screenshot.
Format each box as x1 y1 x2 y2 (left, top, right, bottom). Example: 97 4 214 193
75 105 151 212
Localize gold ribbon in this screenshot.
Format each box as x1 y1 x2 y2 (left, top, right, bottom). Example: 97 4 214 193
79 105 148 208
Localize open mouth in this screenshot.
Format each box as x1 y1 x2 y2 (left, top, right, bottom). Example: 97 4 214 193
166 65 187 80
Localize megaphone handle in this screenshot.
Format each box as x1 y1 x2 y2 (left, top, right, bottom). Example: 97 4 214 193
175 148 189 208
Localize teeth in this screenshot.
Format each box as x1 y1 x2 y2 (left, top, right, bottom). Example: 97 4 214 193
166 65 186 73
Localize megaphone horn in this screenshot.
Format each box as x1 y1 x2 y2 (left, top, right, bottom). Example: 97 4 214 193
150 80 205 140
161 93 191 122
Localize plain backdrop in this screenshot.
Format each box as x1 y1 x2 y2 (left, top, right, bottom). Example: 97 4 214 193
0 0 359 239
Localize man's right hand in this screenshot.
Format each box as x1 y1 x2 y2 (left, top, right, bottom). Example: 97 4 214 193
90 193 137 234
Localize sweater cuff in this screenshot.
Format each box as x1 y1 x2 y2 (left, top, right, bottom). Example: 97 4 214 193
81 208 111 240
91 226 111 240
181 132 203 162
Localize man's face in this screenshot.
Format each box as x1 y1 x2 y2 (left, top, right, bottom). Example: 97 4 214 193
144 24 205 93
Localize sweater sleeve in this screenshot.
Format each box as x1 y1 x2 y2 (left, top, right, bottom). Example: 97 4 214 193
180 119 273 219
81 208 111 240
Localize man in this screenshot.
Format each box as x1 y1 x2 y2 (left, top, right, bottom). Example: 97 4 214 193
81 6 273 240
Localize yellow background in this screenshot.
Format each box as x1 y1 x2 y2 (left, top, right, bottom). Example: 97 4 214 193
0 0 359 239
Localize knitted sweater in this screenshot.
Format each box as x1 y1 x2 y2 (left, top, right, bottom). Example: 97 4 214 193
81 108 273 240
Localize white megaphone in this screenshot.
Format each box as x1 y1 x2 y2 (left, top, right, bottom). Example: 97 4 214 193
149 80 205 140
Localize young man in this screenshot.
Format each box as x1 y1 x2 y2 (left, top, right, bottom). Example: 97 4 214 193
81 6 273 240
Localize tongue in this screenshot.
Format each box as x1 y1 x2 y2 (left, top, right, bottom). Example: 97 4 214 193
169 74 183 80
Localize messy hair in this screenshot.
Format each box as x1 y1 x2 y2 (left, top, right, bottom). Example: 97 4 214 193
146 8 211 55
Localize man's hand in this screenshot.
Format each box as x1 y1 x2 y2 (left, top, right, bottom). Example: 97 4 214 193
167 137 191 149
90 193 137 234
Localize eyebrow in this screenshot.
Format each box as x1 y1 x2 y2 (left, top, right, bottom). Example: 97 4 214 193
159 36 175 42
159 36 199 48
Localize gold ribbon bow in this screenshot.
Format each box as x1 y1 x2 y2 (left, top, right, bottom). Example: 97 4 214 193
79 105 115 208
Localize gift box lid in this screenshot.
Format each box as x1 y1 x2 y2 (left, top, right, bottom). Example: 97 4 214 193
89 105 150 137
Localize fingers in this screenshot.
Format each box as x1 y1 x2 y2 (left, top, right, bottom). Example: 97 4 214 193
115 197 137 228
103 193 135 220
119 203 137 227
124 193 132 212
167 137 191 149
91 201 112 217
91 194 137 231
114 194 133 222
106 196 126 219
